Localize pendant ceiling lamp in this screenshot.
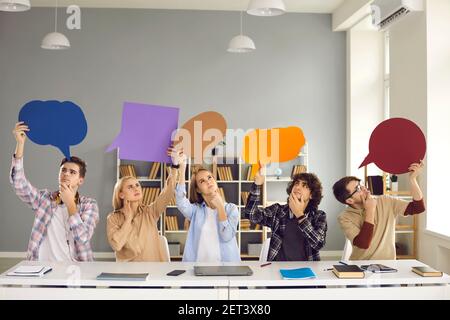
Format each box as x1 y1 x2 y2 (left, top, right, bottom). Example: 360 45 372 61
247 0 286 16
41 0 70 50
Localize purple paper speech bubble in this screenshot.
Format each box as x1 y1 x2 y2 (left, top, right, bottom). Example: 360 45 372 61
107 102 179 162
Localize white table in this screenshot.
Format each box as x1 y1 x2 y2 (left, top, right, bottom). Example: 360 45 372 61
228 260 450 300
1 260 449 300
0 261 229 300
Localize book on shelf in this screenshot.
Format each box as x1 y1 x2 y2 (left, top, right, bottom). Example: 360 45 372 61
184 218 190 231
332 265 365 279
241 191 249 206
217 167 223 180
291 165 307 177
218 187 226 202
240 219 251 230
165 215 170 230
142 187 160 205
174 216 179 230
246 166 252 181
367 175 384 195
217 166 233 181
119 164 137 178
154 188 161 203
246 164 258 181
171 216 178 231
227 166 233 180
149 188 156 204
148 162 160 179
165 215 179 231
168 196 176 206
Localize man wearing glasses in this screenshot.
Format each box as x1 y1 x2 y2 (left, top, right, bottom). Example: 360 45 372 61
332 161 425 260
9 122 99 262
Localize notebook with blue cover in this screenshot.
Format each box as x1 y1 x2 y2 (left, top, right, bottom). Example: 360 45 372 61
279 267 316 280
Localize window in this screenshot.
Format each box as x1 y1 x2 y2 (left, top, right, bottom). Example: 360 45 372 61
383 31 390 120
427 99 450 237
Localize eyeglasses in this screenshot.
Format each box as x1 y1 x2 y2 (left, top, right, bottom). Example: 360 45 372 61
346 184 362 199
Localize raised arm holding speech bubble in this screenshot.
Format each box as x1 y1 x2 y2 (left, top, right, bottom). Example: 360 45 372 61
333 117 427 261
18 100 87 159
241 127 328 262
358 118 426 174
10 115 99 262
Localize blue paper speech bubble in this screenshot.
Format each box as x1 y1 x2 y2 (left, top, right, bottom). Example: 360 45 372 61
18 100 88 159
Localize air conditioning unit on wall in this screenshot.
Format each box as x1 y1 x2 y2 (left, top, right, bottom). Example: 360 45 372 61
371 0 424 30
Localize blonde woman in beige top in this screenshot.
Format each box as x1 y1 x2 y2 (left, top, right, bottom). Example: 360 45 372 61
107 150 181 262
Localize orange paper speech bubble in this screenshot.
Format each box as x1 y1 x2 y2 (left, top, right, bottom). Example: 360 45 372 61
241 127 306 166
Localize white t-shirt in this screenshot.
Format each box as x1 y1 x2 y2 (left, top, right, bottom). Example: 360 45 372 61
38 205 75 262
197 207 221 262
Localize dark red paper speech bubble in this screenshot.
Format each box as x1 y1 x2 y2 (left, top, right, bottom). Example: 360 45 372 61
359 118 426 174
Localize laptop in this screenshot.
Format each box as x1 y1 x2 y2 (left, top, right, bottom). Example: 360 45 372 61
194 266 253 276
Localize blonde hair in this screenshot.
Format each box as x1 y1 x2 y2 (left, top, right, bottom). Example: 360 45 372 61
112 176 140 210
189 166 211 204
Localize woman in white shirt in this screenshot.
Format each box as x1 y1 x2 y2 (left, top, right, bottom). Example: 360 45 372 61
174 153 240 262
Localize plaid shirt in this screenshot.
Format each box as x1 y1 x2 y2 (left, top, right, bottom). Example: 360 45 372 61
9 156 99 261
244 184 327 261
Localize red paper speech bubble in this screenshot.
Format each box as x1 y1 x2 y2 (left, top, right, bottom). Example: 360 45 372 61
359 118 426 174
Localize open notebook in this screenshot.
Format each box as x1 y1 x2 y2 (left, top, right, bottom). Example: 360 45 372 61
7 265 52 277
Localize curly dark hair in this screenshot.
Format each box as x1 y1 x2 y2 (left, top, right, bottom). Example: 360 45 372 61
286 173 323 212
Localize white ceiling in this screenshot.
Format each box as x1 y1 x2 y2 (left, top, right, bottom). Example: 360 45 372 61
31 0 345 13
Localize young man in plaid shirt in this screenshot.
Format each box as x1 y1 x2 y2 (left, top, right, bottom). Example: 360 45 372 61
9 122 99 261
244 164 327 261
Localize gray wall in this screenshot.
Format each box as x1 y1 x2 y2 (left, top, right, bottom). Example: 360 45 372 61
0 8 346 252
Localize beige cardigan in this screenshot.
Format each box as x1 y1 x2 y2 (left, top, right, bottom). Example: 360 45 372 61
107 169 176 262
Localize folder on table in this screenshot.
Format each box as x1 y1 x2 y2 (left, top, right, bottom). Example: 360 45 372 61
96 272 149 281
279 267 316 280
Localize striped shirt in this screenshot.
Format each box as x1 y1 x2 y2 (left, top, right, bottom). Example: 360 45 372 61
244 184 327 261
9 156 99 261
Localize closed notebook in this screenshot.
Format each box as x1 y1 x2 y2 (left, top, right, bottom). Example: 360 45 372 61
96 272 149 281
412 266 443 277
332 265 365 279
7 265 52 277
279 267 316 280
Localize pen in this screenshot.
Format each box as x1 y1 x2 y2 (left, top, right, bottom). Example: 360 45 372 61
323 268 333 271
339 260 349 266
43 268 52 275
260 262 272 267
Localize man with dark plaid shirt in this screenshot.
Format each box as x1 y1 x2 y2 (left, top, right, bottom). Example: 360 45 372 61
244 164 327 261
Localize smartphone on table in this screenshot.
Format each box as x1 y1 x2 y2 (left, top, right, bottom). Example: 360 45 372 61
167 270 186 276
